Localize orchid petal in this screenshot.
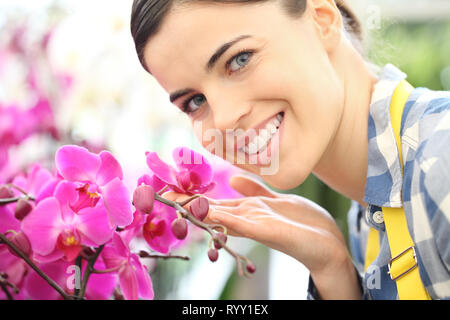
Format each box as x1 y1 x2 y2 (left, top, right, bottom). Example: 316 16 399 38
86 259 116 300
119 264 139 300
27 164 54 196
172 147 213 185
0 250 27 285
35 178 59 203
142 206 179 254
131 254 154 300
102 233 129 269
102 247 125 269
100 177 132 227
32 250 65 264
111 232 130 257
76 199 114 246
137 173 167 193
53 180 78 222
21 197 64 256
145 152 178 186
96 151 123 186
0 205 20 233
25 261 68 300
55 145 101 182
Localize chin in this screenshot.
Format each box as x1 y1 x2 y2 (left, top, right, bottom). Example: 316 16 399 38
259 167 308 191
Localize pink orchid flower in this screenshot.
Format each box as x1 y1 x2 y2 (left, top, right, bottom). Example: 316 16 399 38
128 204 180 254
55 145 133 227
0 99 57 149
102 233 154 300
24 259 116 300
204 155 244 200
0 206 28 299
11 163 59 204
0 249 28 300
21 180 115 262
123 173 180 254
145 147 215 195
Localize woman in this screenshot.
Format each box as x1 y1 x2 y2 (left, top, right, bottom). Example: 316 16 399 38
130 0 450 299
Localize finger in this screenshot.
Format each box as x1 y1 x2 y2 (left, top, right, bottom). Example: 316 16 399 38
207 209 254 238
160 191 198 211
203 204 237 224
229 174 281 198
208 197 248 207
208 195 278 209
161 191 187 202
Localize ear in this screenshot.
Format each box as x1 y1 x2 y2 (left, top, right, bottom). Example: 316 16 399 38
308 0 343 53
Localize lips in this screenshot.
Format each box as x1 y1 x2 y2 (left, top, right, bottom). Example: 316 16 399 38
236 112 284 155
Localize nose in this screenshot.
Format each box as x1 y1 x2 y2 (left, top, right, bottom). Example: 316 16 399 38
205 85 252 132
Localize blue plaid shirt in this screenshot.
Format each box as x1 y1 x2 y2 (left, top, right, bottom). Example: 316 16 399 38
309 64 450 300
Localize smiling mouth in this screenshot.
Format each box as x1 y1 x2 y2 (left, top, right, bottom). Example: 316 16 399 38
237 111 284 155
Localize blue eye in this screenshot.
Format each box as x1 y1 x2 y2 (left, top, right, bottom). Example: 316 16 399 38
183 94 206 114
227 51 253 74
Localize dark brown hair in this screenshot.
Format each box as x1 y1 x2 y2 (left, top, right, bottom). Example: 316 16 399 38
130 0 362 72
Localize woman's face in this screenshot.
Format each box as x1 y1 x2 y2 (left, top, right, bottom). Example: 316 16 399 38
144 1 345 190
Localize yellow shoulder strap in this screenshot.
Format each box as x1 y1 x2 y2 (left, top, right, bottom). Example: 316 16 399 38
365 80 431 299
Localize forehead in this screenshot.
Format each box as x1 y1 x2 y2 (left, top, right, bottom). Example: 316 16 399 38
143 1 285 89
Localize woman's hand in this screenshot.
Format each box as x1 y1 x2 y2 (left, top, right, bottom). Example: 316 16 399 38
163 174 361 299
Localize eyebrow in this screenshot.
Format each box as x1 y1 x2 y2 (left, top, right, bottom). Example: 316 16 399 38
169 34 253 103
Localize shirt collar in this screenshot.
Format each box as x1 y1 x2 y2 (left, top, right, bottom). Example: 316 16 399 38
363 64 408 208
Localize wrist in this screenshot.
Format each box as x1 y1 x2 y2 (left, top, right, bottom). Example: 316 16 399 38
309 249 362 300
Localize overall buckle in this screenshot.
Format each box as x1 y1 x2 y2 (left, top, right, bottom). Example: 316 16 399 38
387 246 418 281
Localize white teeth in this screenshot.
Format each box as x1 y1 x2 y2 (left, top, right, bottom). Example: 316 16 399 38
273 117 281 127
267 123 277 134
240 113 284 155
255 135 267 149
259 129 270 141
276 113 283 122
248 142 258 154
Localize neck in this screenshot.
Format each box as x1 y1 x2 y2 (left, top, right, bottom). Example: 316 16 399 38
312 43 378 208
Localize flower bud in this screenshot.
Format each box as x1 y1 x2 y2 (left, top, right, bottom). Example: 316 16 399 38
246 261 256 274
133 185 155 214
171 218 188 240
214 232 227 250
0 186 14 199
189 197 209 221
8 231 32 258
208 249 219 262
14 199 33 220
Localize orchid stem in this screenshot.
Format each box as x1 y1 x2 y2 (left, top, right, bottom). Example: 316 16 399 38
138 250 190 261
154 193 249 277
177 194 201 207
157 185 169 196
0 197 23 205
0 274 14 300
78 245 104 300
91 265 121 274
2 184 36 202
0 232 71 300
5 184 33 198
0 282 13 300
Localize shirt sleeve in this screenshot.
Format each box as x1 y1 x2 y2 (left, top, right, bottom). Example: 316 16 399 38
408 96 450 297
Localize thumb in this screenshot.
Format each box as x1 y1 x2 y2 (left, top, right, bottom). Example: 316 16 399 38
229 174 280 198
